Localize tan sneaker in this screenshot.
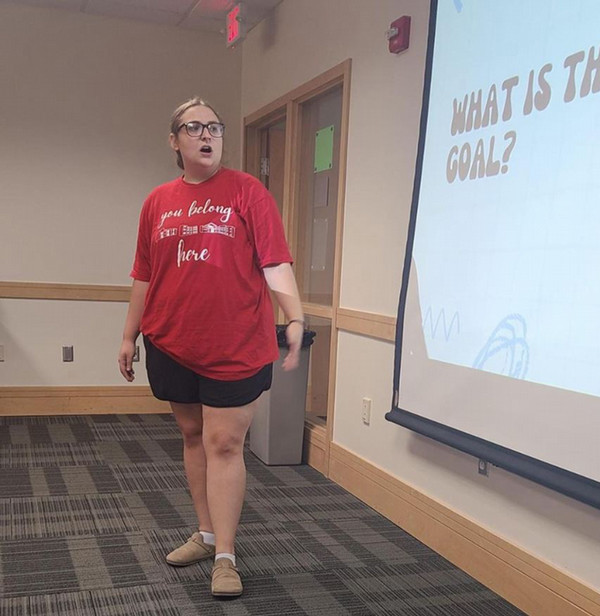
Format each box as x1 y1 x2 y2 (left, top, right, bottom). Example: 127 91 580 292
166 532 216 566
211 558 243 597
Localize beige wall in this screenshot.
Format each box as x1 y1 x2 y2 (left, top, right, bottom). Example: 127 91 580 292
0 299 129 385
0 2 241 386
241 0 600 591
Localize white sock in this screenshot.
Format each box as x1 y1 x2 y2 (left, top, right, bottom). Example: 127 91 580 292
199 531 215 546
215 552 236 566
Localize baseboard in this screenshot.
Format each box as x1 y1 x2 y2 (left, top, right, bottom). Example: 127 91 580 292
303 422 328 475
325 442 600 616
0 386 169 415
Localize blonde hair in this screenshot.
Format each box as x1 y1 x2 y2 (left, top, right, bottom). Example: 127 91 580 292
169 97 222 170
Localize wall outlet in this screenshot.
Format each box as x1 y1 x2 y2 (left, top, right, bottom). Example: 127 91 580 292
478 458 489 476
0 344 4 362
133 345 140 362
62 346 74 362
361 397 372 425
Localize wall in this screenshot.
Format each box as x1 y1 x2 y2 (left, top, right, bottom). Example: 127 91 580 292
241 0 600 594
0 2 241 386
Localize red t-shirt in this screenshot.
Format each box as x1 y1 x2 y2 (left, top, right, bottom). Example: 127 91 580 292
130 168 292 380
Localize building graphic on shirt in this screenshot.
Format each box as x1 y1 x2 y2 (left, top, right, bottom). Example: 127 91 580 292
158 223 234 241
180 225 199 236
159 227 178 240
200 222 236 238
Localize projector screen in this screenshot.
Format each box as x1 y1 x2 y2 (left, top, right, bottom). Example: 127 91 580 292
387 0 600 509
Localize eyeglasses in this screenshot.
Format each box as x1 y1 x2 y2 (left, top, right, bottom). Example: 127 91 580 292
177 121 225 138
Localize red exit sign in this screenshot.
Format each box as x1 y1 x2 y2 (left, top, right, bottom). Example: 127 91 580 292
226 3 245 47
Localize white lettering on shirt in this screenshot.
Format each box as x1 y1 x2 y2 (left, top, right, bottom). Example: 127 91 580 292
177 239 211 267
188 199 232 223
159 209 183 228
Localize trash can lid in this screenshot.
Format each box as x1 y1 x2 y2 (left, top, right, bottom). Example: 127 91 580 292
276 324 316 348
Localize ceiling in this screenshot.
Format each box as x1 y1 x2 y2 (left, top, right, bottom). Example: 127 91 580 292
0 0 282 33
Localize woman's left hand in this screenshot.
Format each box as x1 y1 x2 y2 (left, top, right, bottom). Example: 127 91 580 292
282 321 303 371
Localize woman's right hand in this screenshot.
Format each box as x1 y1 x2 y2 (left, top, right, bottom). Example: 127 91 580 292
118 339 137 382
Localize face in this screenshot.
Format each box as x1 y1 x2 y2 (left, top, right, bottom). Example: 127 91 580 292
169 105 224 179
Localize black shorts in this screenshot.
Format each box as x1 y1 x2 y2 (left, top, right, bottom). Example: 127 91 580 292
143 336 272 408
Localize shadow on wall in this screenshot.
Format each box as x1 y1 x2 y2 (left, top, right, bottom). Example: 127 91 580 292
258 4 279 50
406 431 600 545
0 301 43 386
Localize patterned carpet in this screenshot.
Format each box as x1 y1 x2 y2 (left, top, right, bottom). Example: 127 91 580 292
0 413 524 615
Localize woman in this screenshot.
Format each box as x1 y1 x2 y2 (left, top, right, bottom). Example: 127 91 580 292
118 97 304 598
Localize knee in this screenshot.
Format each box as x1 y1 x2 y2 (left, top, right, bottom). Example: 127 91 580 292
179 423 203 448
205 432 244 459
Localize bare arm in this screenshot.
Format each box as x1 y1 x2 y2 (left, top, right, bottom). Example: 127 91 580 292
118 279 149 381
263 263 304 371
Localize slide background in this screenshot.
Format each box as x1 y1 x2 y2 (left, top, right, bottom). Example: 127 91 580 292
413 0 600 397
394 0 600 484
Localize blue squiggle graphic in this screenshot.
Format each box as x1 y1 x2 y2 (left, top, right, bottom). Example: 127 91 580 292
473 314 529 379
453 0 463 12
423 307 460 341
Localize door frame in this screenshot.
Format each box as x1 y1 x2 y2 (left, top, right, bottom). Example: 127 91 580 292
243 59 352 476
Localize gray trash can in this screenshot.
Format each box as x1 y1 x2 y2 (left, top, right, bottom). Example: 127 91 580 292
249 326 316 465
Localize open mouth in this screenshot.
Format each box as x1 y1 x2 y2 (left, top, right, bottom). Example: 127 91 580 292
200 145 213 154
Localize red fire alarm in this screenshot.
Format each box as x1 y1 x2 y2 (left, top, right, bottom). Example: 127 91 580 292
386 16 411 54
226 2 246 48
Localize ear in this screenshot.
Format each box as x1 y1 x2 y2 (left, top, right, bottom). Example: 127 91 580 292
168 133 179 152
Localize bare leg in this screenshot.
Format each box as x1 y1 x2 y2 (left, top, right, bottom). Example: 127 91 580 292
202 401 256 555
170 402 213 532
